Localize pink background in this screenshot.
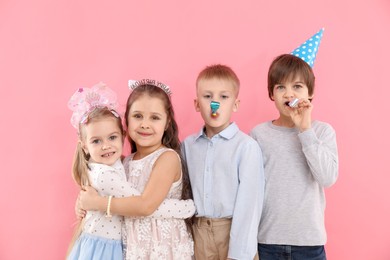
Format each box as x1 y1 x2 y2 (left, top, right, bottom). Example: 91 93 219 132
1 1 389 259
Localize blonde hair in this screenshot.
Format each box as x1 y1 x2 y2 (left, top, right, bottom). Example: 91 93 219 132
196 64 240 96
66 107 124 258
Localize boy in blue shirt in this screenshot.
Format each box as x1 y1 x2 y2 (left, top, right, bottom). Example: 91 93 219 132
182 64 265 260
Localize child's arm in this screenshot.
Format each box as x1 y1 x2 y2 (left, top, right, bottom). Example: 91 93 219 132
75 192 195 219
288 99 338 187
76 165 195 219
299 123 338 187
80 151 191 217
99 168 195 218
228 141 265 260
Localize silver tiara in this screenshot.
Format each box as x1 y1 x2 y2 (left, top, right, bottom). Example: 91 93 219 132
128 79 172 96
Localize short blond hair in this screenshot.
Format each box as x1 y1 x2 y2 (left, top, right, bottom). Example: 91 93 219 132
196 64 240 95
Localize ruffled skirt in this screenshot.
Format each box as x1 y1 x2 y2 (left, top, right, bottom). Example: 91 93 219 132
68 233 123 260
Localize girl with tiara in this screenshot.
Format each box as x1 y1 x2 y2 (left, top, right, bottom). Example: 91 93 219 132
78 79 194 259
67 83 195 260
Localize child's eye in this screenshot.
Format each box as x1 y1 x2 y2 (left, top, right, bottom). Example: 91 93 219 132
294 84 303 89
275 85 285 90
203 94 212 99
221 95 229 99
91 139 101 144
109 135 118 141
152 115 161 120
133 114 142 119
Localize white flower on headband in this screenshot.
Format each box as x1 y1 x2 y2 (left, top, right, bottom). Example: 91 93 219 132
68 82 119 129
128 79 172 96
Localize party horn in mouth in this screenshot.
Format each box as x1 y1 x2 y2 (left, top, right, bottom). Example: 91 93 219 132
210 101 220 117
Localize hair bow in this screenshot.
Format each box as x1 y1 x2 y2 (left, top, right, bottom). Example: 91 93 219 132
68 82 118 129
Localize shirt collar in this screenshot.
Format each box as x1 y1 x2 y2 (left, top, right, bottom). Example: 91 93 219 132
195 122 239 140
89 159 123 171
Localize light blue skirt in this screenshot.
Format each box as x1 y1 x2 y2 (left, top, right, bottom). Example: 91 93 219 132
68 233 123 260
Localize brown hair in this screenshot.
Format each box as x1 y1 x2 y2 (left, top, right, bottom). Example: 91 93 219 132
196 64 240 96
124 84 193 205
267 54 315 101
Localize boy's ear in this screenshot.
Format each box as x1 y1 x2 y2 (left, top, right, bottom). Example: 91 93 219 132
194 99 201 112
233 99 240 112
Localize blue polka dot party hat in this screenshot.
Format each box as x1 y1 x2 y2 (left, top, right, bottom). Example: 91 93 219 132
290 28 324 67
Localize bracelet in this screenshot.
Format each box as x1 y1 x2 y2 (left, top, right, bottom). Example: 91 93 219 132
106 195 113 218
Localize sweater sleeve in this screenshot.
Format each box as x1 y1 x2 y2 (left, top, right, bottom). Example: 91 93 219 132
298 123 339 188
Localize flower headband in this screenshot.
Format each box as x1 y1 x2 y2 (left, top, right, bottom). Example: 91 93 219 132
128 79 172 96
68 82 119 129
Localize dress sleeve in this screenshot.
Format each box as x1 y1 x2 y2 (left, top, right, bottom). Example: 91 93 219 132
151 199 196 219
93 168 141 198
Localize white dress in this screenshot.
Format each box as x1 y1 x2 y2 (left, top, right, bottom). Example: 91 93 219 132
68 160 135 260
122 148 194 260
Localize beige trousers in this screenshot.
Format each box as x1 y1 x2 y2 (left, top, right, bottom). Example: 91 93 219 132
192 217 259 260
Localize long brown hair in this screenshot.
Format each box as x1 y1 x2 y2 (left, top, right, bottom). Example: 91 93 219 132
67 107 124 257
124 84 193 223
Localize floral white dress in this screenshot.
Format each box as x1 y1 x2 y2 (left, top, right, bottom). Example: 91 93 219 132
122 148 194 260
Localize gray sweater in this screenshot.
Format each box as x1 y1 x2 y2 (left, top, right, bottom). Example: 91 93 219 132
250 120 338 246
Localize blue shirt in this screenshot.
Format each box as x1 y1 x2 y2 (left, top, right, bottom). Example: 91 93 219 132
182 122 265 259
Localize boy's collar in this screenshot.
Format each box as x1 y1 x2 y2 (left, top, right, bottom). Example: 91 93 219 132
196 122 238 140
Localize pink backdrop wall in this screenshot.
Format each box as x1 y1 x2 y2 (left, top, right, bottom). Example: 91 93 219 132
1 1 389 259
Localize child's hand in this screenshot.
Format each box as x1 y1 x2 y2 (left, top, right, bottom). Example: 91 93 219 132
288 98 313 132
75 194 87 219
79 186 101 211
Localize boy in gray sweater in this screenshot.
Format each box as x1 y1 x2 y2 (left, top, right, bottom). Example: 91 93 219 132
250 29 338 260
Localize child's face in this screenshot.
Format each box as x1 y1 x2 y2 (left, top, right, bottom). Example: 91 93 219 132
81 117 123 166
127 94 168 152
195 78 239 137
271 76 313 117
